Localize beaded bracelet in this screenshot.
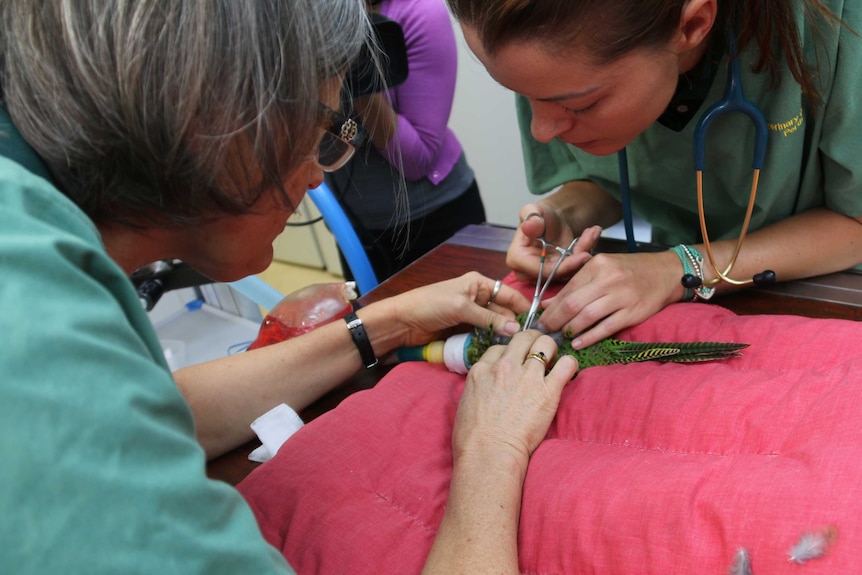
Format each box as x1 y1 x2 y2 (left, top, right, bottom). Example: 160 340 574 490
669 244 716 301
669 245 696 301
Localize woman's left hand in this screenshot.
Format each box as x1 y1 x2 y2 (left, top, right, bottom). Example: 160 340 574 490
454 330 578 461
535 250 685 349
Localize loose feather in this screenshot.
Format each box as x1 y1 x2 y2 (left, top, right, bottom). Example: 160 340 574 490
788 526 838 564
729 548 753 575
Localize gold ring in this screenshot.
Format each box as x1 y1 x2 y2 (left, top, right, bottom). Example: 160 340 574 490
526 351 548 368
487 279 503 306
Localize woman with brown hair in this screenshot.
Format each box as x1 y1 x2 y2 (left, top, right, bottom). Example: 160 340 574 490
447 0 862 351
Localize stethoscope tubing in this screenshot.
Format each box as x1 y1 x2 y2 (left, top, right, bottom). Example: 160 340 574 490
616 25 773 287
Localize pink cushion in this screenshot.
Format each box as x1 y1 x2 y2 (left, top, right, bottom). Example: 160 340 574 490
239 278 862 573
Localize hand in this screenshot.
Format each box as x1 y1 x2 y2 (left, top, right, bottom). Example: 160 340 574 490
536 250 685 349
452 330 579 463
383 272 531 348
421 331 578 573
506 203 600 283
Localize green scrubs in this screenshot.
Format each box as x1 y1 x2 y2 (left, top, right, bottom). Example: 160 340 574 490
0 109 294 574
516 0 862 247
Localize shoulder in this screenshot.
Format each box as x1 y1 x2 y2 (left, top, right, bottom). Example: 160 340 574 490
0 155 100 242
384 0 452 37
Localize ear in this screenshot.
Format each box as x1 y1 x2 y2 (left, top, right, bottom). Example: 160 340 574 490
676 0 717 52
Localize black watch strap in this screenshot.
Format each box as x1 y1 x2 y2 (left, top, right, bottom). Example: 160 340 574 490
344 311 378 368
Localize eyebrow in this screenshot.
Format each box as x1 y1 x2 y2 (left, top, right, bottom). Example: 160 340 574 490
536 87 600 103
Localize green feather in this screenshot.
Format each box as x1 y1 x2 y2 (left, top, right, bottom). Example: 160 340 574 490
560 337 749 369
467 309 748 370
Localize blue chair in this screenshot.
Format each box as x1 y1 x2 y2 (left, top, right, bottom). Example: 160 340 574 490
306 182 379 295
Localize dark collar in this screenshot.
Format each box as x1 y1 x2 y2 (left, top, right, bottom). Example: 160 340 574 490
656 32 725 132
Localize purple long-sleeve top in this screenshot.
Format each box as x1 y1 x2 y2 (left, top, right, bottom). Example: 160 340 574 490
378 0 462 184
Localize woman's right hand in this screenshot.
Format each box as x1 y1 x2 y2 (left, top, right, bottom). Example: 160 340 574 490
452 330 578 464
506 202 600 283
362 272 530 353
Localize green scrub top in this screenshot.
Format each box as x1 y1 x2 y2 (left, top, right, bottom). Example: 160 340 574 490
516 0 862 248
0 109 294 573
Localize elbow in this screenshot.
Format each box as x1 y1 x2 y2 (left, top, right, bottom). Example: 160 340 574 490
389 152 436 181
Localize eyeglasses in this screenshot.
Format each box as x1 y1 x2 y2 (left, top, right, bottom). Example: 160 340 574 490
313 105 368 172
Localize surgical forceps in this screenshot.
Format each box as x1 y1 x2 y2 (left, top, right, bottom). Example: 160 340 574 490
521 212 579 331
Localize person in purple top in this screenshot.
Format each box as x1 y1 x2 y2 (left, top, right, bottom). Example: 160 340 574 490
325 0 486 281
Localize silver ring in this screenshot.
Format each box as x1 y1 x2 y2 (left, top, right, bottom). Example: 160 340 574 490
525 351 548 368
487 279 502 306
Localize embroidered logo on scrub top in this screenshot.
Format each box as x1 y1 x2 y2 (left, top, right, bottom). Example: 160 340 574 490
768 108 804 137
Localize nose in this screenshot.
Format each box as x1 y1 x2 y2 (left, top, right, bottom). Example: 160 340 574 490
529 100 574 144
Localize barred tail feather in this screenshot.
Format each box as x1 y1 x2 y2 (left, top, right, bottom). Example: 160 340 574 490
615 341 749 363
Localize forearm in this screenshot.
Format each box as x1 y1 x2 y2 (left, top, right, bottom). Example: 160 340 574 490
541 180 623 235
422 450 528 574
690 207 862 295
174 299 406 459
174 272 523 459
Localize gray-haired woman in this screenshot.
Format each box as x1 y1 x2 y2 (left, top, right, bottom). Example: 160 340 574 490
0 1 576 573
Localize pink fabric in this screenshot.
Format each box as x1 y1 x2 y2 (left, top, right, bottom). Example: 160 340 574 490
239 279 862 574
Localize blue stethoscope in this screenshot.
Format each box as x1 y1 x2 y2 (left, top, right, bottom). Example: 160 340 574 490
617 30 775 288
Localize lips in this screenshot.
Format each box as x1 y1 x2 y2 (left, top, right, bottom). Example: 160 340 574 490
567 139 620 157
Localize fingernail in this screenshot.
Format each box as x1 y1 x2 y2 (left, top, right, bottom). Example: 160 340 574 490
503 321 520 335
535 322 549 334
572 339 583 350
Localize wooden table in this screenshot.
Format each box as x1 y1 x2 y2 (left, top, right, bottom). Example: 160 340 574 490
206 223 862 484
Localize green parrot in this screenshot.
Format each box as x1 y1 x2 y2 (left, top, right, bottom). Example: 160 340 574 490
466 310 748 370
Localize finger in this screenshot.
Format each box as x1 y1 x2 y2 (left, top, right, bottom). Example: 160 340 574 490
475 341 506 364
566 311 625 350
471 307 522 338
577 225 603 251
540 225 600 278
487 283 531 313
523 350 552 372
518 333 558 371
511 269 533 282
536 273 604 333
506 246 545 279
518 206 546 240
518 204 545 232
482 277 504 307
461 278 530 335
546 354 579 387
499 330 540 360
539 250 591 281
